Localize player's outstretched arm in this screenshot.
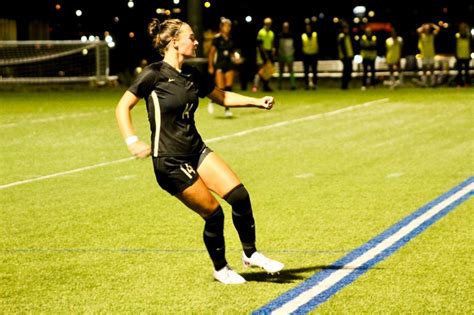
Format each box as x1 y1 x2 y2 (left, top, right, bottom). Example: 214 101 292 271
115 91 151 159
207 87 274 110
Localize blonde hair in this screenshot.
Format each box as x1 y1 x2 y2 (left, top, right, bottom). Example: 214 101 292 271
220 17 232 27
148 18 185 55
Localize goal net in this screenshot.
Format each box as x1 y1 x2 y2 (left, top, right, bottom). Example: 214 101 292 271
0 40 116 84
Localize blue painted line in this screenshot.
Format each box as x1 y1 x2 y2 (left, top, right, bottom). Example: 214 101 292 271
253 176 474 314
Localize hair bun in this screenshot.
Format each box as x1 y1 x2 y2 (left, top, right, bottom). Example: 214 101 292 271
148 18 162 37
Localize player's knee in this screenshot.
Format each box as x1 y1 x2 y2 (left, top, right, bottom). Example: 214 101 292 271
203 206 224 236
224 184 251 215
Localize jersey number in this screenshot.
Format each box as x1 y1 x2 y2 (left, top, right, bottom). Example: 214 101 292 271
182 103 194 120
180 163 196 179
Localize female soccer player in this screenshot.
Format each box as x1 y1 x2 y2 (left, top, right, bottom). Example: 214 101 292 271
115 18 284 284
207 18 235 117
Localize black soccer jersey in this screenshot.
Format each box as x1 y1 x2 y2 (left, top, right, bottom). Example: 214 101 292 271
128 61 215 157
212 34 234 64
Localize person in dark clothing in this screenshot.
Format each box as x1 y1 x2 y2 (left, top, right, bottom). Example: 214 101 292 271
115 18 284 285
337 22 354 90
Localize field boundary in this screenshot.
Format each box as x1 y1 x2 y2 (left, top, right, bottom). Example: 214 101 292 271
0 98 389 190
253 176 474 314
0 109 114 129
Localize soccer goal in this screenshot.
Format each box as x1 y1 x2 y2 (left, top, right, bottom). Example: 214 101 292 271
0 40 117 84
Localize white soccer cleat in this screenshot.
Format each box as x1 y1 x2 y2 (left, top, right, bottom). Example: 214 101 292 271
224 108 233 117
213 265 246 284
242 252 284 274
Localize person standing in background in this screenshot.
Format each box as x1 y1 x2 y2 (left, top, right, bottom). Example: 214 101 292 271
385 28 403 89
253 17 275 92
207 18 235 117
277 21 296 90
455 22 472 87
301 23 319 90
360 27 377 90
417 22 440 87
337 21 354 90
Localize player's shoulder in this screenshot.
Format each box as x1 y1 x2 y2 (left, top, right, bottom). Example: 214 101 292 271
181 63 199 76
146 61 165 72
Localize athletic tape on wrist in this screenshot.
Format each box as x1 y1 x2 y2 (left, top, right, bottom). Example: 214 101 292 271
125 135 139 146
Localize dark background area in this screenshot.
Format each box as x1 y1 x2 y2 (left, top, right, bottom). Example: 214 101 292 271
2 0 473 75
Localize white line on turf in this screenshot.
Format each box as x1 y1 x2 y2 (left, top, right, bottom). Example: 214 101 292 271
0 98 389 190
269 181 474 314
0 109 114 128
0 157 134 190
205 98 389 143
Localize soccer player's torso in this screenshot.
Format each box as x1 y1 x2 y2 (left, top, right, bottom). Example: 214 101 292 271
215 35 234 62
146 62 203 157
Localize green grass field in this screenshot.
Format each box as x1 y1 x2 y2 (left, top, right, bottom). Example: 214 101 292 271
1 86 473 313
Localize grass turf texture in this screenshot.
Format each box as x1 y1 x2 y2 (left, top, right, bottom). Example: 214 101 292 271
1 87 473 313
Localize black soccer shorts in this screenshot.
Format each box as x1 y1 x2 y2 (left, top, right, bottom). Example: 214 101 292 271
152 146 213 195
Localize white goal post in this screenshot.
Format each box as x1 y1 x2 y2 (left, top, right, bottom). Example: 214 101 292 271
0 40 117 84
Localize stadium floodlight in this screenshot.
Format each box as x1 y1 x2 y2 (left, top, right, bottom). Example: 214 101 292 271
245 16 252 23
353 6 366 17
0 40 116 85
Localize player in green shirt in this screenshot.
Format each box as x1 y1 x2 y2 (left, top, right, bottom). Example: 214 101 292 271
417 23 440 86
385 28 403 89
252 17 275 92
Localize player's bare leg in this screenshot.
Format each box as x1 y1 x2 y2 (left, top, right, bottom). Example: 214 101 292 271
177 178 245 284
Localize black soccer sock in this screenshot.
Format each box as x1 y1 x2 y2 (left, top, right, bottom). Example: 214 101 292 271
203 206 227 271
224 184 257 257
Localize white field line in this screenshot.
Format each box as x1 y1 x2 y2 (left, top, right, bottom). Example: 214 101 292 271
0 98 389 190
206 98 389 143
0 109 114 128
0 157 135 190
272 182 474 314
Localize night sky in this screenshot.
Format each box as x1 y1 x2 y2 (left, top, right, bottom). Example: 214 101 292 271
2 0 473 74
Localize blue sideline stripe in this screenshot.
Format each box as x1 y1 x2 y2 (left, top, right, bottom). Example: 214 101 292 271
253 176 474 314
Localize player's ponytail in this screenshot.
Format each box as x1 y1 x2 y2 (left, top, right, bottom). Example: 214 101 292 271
148 18 185 56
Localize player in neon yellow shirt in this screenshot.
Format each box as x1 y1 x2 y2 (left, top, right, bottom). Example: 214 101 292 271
417 23 440 86
385 28 403 89
360 27 377 90
253 17 275 92
301 23 319 90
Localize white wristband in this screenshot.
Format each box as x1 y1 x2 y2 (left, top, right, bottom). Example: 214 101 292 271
125 135 139 146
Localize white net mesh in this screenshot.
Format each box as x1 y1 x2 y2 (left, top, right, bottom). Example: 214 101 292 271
0 40 115 84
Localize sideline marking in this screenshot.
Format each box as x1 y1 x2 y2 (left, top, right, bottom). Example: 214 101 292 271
0 157 135 190
0 109 114 128
0 98 389 190
253 177 474 314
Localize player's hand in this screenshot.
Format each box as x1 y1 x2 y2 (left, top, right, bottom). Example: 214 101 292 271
208 65 215 75
259 96 274 110
128 141 151 159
